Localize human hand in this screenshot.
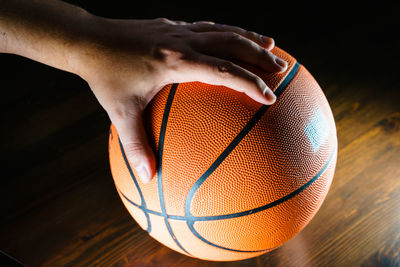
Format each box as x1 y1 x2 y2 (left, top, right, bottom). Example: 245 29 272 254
77 17 288 183
0 1 287 184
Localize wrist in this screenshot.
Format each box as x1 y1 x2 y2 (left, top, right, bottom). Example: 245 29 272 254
69 17 144 83
0 0 107 77
65 12 111 78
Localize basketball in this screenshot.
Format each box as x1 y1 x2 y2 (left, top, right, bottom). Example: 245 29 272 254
108 46 337 261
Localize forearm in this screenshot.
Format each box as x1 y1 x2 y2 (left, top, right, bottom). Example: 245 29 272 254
0 0 99 75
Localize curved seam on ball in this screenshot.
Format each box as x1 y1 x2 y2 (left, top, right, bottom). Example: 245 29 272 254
118 137 152 234
117 143 336 252
156 83 191 255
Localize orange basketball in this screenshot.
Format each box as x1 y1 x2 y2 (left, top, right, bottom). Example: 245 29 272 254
108 47 337 261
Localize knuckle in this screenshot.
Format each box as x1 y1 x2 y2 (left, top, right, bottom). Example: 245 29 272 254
250 31 261 40
111 99 143 120
216 60 235 74
248 30 257 36
124 142 146 154
233 25 246 34
109 106 129 122
222 32 242 43
152 45 190 75
202 20 216 24
263 49 276 61
166 31 186 39
260 47 270 56
130 95 147 111
152 44 169 59
245 73 263 89
174 20 187 25
194 21 216 26
190 22 214 32
253 77 266 90
156 17 173 24
255 76 264 87
250 72 263 82
153 45 183 61
124 146 147 165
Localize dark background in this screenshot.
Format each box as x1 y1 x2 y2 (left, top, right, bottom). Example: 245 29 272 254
2 0 399 114
1 0 399 266
68 0 399 84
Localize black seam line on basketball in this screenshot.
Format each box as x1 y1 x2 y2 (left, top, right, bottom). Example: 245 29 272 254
117 63 302 252
157 83 191 256
184 144 336 253
117 188 187 220
118 137 151 234
184 61 300 220
117 146 336 254
186 221 271 253
274 62 300 97
117 144 336 223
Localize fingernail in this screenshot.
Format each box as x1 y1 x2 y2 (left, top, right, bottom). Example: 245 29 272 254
134 162 151 183
275 57 288 71
263 86 276 104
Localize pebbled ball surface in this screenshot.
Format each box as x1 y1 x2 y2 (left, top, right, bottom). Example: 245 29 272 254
108 47 337 261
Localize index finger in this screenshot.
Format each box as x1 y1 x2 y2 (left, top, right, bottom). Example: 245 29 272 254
169 53 276 105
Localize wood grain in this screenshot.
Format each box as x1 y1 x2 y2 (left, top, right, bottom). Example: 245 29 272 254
1 2 399 266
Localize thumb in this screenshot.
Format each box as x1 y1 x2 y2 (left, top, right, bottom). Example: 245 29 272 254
112 106 156 184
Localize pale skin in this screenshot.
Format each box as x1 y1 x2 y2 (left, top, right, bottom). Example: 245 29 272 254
0 0 288 183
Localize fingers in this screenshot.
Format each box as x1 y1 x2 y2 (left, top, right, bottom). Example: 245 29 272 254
111 101 156 183
187 21 275 50
193 31 287 73
176 53 276 105
157 18 286 75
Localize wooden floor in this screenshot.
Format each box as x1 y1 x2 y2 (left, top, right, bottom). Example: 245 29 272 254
1 2 399 266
